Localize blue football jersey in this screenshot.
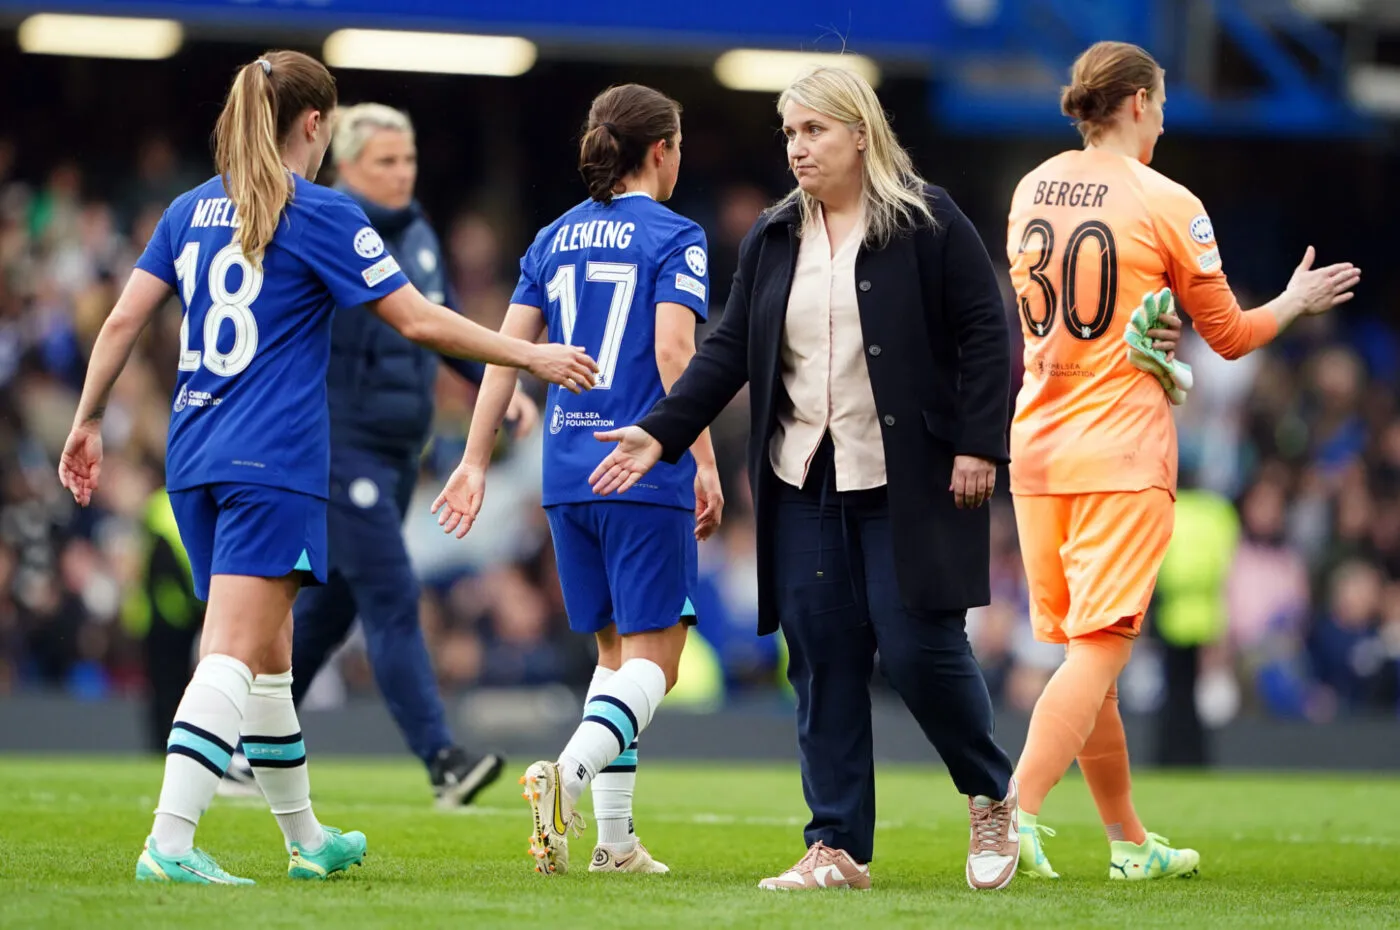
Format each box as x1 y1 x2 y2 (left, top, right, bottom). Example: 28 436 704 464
136 174 411 498
512 192 709 510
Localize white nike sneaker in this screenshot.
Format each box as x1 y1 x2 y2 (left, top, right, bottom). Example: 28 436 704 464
966 776 1020 890
589 840 669 874
520 760 584 875
757 842 871 891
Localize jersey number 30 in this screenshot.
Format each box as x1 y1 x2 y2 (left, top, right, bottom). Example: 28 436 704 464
173 241 263 377
1018 218 1117 341
545 262 636 391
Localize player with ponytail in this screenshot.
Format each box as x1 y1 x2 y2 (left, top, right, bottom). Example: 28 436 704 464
60 50 596 885
434 84 721 876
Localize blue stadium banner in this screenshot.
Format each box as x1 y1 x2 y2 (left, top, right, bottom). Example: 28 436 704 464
0 0 958 56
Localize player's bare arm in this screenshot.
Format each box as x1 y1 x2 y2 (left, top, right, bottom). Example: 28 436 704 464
59 269 173 505
370 283 597 391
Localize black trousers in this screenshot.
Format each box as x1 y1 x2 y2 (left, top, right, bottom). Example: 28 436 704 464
772 452 1012 863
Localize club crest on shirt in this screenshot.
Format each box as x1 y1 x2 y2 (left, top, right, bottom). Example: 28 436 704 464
418 248 437 273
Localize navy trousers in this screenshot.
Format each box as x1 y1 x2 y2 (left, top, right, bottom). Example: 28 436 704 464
772 454 1013 863
292 445 453 767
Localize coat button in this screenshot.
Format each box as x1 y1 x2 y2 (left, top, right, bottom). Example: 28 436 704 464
859 280 872 292
868 344 882 357
883 414 895 426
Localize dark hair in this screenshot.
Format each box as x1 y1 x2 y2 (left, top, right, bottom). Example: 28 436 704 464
213 50 337 264
1060 41 1164 141
578 84 681 204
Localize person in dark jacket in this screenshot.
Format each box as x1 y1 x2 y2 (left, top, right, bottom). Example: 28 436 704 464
225 103 537 807
589 67 1020 889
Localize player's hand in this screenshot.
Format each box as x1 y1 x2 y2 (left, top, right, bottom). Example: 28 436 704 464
694 464 725 541
528 343 598 394
950 455 996 509
589 426 663 496
504 387 540 439
431 463 487 539
1288 246 1361 316
58 422 103 507
1146 308 1183 363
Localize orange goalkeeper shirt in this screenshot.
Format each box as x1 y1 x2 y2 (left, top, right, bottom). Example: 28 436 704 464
1006 148 1277 497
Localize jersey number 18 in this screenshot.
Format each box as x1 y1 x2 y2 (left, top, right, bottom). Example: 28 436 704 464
173 241 263 377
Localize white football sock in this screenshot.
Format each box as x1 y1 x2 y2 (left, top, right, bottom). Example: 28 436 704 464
585 666 638 851
559 658 665 802
151 654 252 856
241 670 323 850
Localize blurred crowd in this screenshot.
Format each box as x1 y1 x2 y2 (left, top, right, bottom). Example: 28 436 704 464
1 128 1397 726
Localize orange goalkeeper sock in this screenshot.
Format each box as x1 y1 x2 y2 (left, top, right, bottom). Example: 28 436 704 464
1014 627 1135 816
1077 682 1147 844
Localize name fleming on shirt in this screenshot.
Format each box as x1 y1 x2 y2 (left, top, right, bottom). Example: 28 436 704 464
549 220 636 254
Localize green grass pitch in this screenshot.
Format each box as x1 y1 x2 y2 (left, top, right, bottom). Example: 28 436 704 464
2 758 1397 928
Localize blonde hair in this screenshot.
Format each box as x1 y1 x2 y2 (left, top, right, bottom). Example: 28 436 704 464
332 102 414 165
1061 41 1164 142
213 50 337 265
776 66 933 247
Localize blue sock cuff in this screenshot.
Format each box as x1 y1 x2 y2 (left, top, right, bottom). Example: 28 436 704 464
243 732 307 768
167 721 234 776
584 696 639 754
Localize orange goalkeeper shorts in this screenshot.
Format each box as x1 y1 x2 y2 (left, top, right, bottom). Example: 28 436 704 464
1012 489 1175 644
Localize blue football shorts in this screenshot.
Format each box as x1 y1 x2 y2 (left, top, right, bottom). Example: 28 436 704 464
168 483 327 601
545 501 698 635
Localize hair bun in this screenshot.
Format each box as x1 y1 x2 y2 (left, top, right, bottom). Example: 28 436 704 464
1060 83 1107 123
1060 41 1163 139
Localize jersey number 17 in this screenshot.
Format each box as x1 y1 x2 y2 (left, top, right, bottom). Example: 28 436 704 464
545 261 637 391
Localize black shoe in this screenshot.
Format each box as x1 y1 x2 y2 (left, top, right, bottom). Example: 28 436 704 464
429 746 505 809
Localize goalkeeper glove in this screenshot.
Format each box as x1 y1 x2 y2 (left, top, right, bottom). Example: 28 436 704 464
1125 288 1193 406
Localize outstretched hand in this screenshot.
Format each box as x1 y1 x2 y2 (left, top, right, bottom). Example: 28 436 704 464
1288 245 1361 316
589 426 664 496
431 463 486 539
529 343 599 394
